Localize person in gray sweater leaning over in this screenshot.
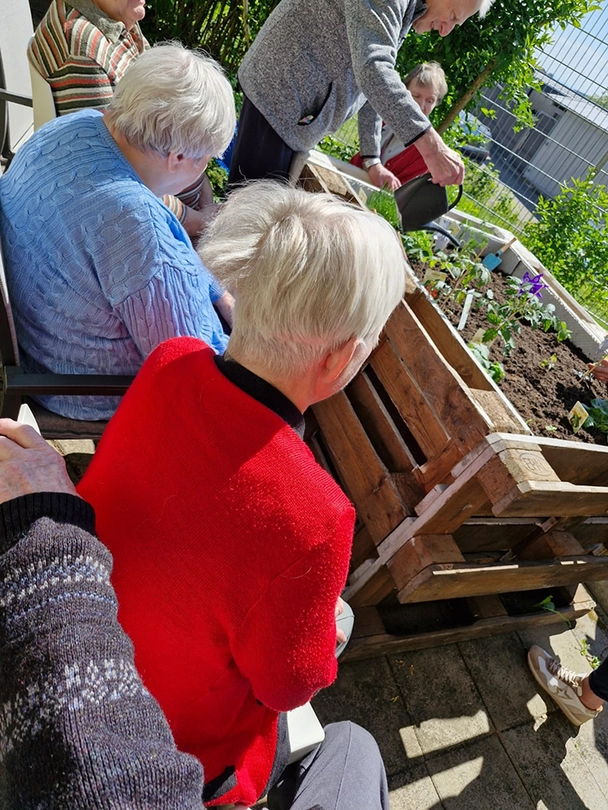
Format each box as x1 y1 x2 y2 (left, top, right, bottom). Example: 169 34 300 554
229 0 494 189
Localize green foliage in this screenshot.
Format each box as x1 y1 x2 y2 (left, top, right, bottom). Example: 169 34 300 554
583 398 608 434
523 169 608 317
205 158 228 199
366 190 401 229
579 638 603 670
397 0 599 129
141 0 280 75
482 275 571 357
318 135 358 163
468 341 505 383
540 353 558 371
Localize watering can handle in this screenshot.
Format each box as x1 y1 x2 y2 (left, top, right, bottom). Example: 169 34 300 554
447 184 463 211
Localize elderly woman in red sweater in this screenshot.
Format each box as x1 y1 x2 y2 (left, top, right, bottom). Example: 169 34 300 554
78 182 408 808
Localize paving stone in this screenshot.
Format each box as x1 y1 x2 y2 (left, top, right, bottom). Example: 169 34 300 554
426 734 534 810
388 646 492 758
389 764 442 810
517 624 592 676
568 711 608 799
312 656 412 777
572 609 608 666
458 633 549 730
501 712 608 809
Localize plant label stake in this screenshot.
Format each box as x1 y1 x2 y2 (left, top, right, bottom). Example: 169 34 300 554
568 401 589 433
457 290 475 331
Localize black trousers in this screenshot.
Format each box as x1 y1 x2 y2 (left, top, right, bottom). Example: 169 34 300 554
589 656 608 701
228 95 295 185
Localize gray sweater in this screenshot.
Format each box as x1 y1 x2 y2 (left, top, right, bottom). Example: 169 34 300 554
238 0 431 155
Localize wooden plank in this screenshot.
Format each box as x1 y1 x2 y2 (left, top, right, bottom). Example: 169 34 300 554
387 534 464 594
349 565 395 608
350 523 377 572
347 372 417 474
343 444 498 602
346 372 424 510
313 391 408 543
406 288 493 390
369 339 450 462
383 302 491 454
341 596 595 662
492 481 608 518
469 389 530 435
298 163 332 195
413 439 462 491
396 555 608 603
516 530 584 561
454 518 542 553
488 431 608 487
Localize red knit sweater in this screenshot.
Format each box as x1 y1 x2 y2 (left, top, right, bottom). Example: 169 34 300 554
351 142 428 186
77 338 355 807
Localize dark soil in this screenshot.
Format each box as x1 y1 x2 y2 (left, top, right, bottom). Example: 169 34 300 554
411 265 608 445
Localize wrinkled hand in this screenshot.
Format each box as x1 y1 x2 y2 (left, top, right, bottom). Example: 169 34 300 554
590 357 608 382
415 128 465 187
0 419 78 504
335 596 346 646
367 163 401 192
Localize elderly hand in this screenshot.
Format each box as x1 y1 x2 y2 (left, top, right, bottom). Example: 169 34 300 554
367 163 401 192
415 128 465 187
590 357 608 383
0 419 78 504
335 596 347 646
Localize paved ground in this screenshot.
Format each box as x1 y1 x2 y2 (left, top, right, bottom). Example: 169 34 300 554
313 588 608 809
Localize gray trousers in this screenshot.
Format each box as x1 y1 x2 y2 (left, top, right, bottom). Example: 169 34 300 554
268 721 389 810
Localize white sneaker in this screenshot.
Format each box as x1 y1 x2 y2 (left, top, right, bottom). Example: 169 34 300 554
527 645 602 726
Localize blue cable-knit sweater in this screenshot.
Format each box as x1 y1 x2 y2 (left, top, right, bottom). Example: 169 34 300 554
0 110 228 420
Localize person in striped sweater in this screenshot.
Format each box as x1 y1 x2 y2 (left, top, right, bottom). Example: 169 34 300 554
28 0 218 236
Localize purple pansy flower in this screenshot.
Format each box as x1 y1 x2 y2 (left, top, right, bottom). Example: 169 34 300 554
519 271 548 298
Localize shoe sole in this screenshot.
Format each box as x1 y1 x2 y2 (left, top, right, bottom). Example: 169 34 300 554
527 648 586 727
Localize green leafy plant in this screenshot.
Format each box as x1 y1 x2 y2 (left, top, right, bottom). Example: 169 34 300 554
482 275 571 357
579 638 602 670
523 169 608 320
583 399 608 435
468 341 505 383
540 353 558 371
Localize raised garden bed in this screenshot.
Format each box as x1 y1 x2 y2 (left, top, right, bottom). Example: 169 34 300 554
299 157 608 658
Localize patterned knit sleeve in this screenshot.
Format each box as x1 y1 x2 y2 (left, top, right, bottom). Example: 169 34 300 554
114 264 229 358
0 493 204 810
345 0 431 151
231 508 354 713
45 56 115 115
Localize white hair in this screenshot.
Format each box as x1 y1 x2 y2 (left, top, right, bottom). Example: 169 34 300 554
478 0 495 18
198 182 408 377
106 42 235 158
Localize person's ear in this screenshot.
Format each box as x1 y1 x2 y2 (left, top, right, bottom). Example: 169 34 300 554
167 152 185 174
322 336 360 385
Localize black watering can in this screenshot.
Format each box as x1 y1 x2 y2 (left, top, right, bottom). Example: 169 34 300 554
394 172 463 249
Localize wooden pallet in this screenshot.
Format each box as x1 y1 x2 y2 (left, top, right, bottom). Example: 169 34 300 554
309 290 608 608
341 585 596 662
